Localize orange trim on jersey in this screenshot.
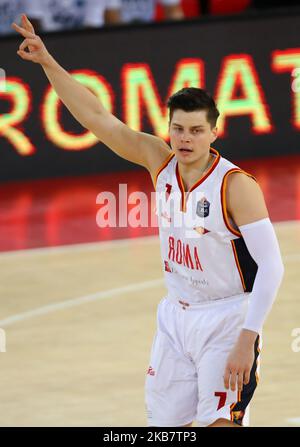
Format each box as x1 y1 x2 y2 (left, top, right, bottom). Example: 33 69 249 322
176 147 221 212
230 401 237 421
255 336 261 384
231 240 246 292
175 162 186 212
153 152 175 189
230 389 242 422
189 148 221 192
221 168 257 237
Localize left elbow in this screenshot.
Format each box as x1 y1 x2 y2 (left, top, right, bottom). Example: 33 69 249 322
259 256 284 289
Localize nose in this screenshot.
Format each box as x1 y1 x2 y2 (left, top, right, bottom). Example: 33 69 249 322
180 132 191 143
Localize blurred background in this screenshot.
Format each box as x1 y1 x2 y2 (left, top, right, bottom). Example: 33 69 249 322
0 0 300 428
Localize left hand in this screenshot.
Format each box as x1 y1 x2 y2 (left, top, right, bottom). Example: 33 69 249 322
12 14 50 66
223 330 256 392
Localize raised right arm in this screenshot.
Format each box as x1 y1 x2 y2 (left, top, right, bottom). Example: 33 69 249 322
12 15 171 178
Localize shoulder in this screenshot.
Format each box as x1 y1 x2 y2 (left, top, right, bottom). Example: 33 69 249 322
226 170 269 226
227 170 259 193
150 145 175 188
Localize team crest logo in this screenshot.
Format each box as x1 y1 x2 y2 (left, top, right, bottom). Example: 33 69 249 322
196 197 210 218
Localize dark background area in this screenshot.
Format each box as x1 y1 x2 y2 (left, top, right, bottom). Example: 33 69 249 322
1 8 300 181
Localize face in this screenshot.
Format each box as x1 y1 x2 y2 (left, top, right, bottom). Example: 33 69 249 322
169 109 218 164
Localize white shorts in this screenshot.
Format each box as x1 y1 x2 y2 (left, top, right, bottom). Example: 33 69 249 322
145 294 262 427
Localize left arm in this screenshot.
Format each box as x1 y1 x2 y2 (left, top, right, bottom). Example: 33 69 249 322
223 172 284 392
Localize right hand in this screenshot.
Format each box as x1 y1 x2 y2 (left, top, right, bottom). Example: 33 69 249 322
12 14 51 66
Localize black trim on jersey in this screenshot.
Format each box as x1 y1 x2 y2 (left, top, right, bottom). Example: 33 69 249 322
232 237 258 292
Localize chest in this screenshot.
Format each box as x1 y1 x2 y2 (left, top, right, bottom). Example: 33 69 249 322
156 170 221 235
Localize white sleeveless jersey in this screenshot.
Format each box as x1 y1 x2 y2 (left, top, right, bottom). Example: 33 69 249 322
155 148 258 305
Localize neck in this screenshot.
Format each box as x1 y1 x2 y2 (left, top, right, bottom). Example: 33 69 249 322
178 150 212 190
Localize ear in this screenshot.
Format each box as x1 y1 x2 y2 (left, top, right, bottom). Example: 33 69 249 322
210 126 218 143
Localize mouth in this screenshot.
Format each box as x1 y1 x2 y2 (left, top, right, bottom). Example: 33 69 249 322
178 148 193 153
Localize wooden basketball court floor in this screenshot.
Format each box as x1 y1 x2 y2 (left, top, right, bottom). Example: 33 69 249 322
0 220 299 427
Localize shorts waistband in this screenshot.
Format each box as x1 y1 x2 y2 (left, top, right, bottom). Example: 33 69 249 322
166 293 248 310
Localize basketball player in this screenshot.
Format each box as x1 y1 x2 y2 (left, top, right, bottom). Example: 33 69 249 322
12 15 284 427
